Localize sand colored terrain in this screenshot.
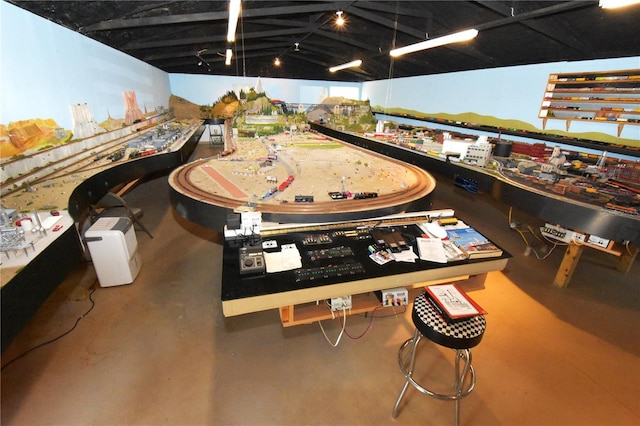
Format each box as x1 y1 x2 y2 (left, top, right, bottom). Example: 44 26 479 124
2 128 422 216
190 131 419 204
0 119 72 159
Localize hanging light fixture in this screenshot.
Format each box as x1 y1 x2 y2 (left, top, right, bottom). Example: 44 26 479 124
294 42 300 52
329 59 362 73
225 49 233 66
196 49 211 70
390 29 478 57
227 0 241 42
335 11 345 26
274 58 281 66
599 0 640 8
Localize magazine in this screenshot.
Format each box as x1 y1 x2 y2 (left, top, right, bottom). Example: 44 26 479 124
445 227 502 259
425 283 486 323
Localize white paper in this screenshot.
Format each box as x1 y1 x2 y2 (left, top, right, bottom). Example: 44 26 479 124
263 244 302 273
391 247 419 263
416 237 448 263
429 284 479 316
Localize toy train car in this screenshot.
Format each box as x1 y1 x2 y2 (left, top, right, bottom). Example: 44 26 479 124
294 195 314 203
278 175 295 191
353 192 378 199
605 203 639 215
260 186 278 200
329 191 349 200
329 191 378 200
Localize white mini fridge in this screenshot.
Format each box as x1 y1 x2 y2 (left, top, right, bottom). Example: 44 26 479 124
85 217 142 287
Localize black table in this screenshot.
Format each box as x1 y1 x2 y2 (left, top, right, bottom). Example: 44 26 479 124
221 212 510 326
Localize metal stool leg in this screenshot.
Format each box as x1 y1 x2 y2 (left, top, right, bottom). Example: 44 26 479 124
392 332 476 425
453 349 472 426
392 328 421 418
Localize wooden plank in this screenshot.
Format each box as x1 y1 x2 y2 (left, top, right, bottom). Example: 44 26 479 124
281 293 381 327
554 244 584 288
278 275 490 327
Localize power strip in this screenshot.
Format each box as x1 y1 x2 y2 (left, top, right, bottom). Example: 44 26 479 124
330 296 352 311
540 223 584 244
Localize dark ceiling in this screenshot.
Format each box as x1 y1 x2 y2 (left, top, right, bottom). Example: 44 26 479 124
8 1 640 82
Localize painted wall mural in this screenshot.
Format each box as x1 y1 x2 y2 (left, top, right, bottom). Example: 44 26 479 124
1 91 150 160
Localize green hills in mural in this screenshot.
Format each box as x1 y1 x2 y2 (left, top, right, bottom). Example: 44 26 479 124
375 106 639 148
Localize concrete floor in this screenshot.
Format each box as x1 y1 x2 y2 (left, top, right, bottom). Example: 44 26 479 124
2 141 639 425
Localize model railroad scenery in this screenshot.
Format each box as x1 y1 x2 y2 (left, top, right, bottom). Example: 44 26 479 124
361 124 640 217
0 120 199 212
169 130 435 215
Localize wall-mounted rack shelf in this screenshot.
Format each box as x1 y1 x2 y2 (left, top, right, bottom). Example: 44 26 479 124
539 69 640 137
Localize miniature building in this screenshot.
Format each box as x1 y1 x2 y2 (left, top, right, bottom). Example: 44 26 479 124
464 141 492 167
512 141 548 158
441 132 475 157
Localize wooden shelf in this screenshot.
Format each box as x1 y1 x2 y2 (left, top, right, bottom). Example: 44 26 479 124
277 274 490 327
553 239 638 288
279 293 382 327
539 69 640 137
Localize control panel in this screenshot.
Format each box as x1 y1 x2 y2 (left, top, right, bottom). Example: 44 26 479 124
540 223 584 244
239 246 265 274
306 246 354 261
540 223 613 248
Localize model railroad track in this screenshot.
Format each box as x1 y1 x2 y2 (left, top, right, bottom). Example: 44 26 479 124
1 119 198 198
1 131 151 197
170 156 435 215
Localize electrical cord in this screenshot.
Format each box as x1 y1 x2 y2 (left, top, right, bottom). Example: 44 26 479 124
339 305 379 339
318 306 347 347
1 284 97 371
508 206 558 260
622 240 634 256
324 301 407 340
338 304 405 339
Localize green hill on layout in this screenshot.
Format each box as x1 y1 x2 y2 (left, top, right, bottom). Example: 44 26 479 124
375 106 639 148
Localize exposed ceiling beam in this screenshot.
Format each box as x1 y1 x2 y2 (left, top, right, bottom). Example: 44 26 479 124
346 6 426 40
475 0 590 54
473 1 595 32
82 2 348 32
124 27 313 51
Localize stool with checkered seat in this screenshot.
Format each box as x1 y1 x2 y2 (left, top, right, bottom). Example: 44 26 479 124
392 292 486 425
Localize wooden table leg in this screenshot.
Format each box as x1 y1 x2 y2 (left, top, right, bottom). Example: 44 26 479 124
616 245 638 273
553 244 584 288
279 305 294 325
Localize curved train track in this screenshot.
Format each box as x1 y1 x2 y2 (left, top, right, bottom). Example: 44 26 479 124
169 150 436 218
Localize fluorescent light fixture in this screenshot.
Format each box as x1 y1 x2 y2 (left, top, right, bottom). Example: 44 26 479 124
329 59 362 72
225 49 232 66
227 0 241 42
390 29 478 57
599 0 640 8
